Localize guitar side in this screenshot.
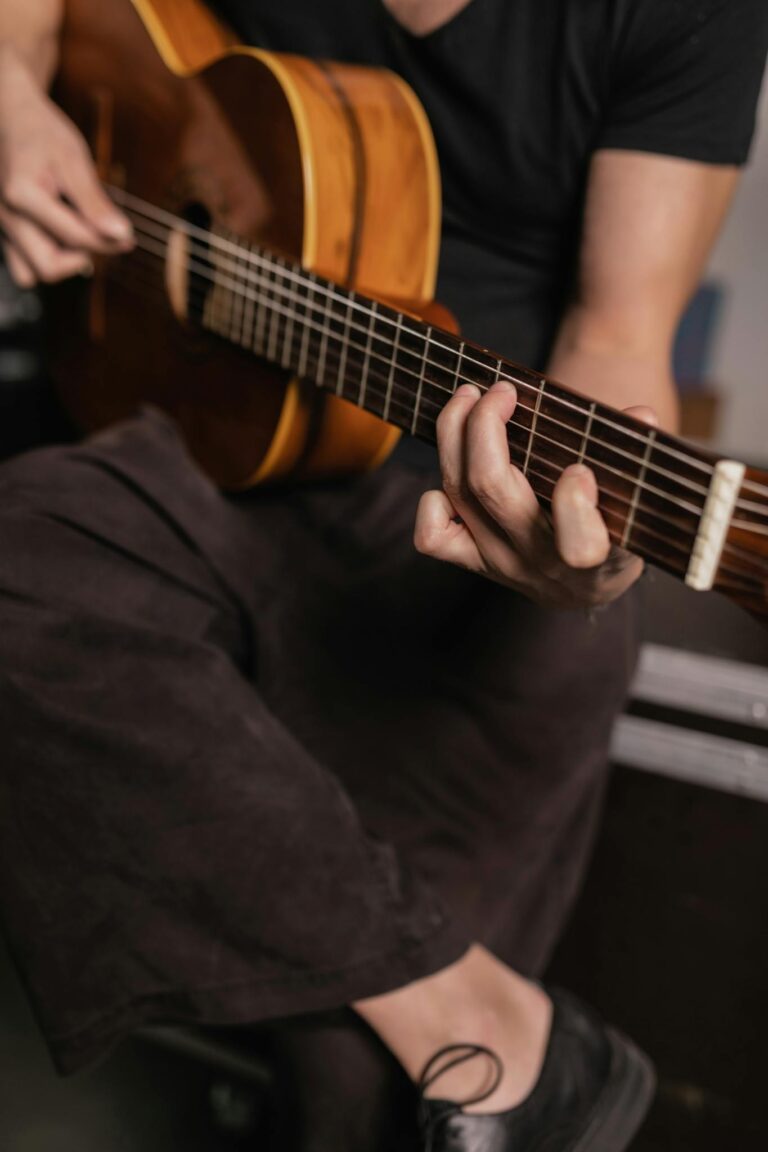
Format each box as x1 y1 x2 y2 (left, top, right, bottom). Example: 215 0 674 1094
51 0 443 486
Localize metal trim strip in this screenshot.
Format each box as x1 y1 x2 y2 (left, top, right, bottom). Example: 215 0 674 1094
631 644 768 729
611 715 768 803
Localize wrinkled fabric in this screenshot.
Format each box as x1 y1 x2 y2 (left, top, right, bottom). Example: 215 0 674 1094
0 412 637 1073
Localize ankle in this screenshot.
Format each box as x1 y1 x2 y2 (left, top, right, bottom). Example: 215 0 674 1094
354 946 552 1113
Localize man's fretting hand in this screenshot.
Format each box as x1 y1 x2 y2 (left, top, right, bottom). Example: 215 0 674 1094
414 379 658 610
0 43 133 287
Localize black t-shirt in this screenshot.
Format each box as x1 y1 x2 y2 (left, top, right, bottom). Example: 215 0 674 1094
210 0 768 371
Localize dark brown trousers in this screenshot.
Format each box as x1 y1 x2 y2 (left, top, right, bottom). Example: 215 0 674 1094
0 411 637 1080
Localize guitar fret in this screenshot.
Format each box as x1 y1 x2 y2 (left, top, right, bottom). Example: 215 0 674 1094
202 262 214 332
411 326 432 435
578 401 597 465
280 260 296 369
384 313 403 422
241 242 256 351
335 292 355 396
297 274 315 379
453 342 466 392
254 260 270 356
209 249 222 333
358 301 377 406
523 379 546 476
315 286 333 384
621 428 657 549
266 260 283 364
222 247 236 336
204 246 223 333
231 238 246 345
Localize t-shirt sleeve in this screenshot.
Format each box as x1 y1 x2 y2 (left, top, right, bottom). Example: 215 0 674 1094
598 0 768 166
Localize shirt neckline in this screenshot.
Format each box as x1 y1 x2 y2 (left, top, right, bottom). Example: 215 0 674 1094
379 0 480 42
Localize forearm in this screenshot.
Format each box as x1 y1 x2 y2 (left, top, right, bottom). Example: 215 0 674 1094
0 0 63 87
547 306 680 433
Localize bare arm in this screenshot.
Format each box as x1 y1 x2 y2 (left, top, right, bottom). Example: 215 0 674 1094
0 0 62 86
548 150 740 432
415 150 741 607
0 0 132 287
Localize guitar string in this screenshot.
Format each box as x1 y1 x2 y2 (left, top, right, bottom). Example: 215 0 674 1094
111 255 768 594
127 226 768 540
106 256 768 583
110 190 725 482
123 221 711 506
126 201 768 521
113 189 768 508
123 198 719 488
122 208 768 521
135 215 717 499
122 230 708 518
112 239 768 543
104 257 702 575
113 237 768 546
518 467 765 585
107 254 768 590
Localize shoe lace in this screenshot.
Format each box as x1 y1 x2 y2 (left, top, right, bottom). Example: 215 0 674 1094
417 1043 504 1152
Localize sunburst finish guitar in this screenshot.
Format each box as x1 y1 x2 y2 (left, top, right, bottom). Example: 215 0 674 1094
49 0 768 623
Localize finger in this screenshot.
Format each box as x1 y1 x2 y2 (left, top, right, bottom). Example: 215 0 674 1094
624 404 659 427
551 464 613 569
463 379 546 550
414 488 484 572
465 380 539 514
7 176 111 251
3 242 36 288
5 215 93 282
57 147 133 246
435 382 483 511
435 381 525 558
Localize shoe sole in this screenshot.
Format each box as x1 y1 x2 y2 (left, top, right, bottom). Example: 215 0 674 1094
568 1028 656 1152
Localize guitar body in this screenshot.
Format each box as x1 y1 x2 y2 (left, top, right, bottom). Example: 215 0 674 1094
51 0 446 486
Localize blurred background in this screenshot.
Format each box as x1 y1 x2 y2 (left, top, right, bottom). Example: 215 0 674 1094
0 73 767 1152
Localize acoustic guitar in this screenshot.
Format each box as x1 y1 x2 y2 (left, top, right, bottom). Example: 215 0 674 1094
49 0 768 622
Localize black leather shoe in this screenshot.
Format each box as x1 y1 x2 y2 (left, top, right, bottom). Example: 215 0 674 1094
418 988 655 1152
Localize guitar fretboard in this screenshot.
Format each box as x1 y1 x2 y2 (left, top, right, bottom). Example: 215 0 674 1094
192 233 715 580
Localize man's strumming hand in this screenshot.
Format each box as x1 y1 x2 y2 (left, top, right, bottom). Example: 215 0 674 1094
0 43 132 288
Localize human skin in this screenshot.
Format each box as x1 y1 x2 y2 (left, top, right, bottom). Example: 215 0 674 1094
414 137 739 605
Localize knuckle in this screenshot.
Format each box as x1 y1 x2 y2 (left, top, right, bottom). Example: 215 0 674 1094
539 552 566 582
565 543 606 570
413 522 440 558
440 469 462 504
59 122 88 157
2 173 32 210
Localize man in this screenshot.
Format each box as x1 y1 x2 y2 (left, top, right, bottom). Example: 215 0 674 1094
0 1 766 1150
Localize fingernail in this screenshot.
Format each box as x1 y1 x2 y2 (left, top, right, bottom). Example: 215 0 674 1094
490 379 516 396
455 383 480 398
564 465 597 504
102 217 133 241
80 259 94 279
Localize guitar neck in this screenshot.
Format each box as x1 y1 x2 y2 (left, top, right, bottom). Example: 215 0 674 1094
197 237 719 584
